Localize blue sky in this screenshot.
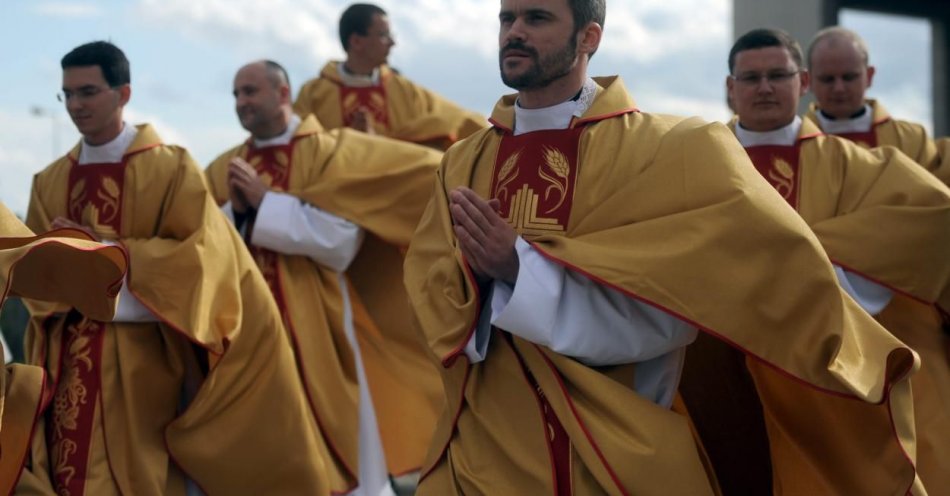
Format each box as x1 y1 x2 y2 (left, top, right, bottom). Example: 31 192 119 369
0 1 935 216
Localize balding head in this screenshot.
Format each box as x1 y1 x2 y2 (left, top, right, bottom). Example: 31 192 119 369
808 27 869 69
233 60 293 139
807 27 875 119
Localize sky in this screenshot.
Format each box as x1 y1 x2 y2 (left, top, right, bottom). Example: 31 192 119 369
0 1 936 216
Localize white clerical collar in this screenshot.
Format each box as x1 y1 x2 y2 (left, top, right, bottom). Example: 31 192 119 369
79 122 137 165
337 61 381 87
735 116 802 147
815 104 873 134
512 77 597 136
253 114 301 148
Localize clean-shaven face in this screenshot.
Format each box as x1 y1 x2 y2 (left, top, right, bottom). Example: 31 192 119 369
809 38 873 119
62 65 125 144
728 46 808 132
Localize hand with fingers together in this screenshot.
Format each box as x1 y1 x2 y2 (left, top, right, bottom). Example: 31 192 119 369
449 187 519 285
228 157 268 213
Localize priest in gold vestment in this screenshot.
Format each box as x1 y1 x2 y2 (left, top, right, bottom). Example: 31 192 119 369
803 26 949 184
405 3 925 495
1 201 127 495
725 28 950 494
17 41 329 495
292 3 485 150
207 60 444 496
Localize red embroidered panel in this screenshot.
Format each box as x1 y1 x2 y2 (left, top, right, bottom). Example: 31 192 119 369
834 129 878 149
47 313 106 496
67 162 126 239
744 145 803 210
243 143 295 325
339 85 391 132
489 127 585 236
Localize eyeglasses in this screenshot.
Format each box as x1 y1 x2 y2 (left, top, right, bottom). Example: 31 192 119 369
730 71 800 87
57 85 118 103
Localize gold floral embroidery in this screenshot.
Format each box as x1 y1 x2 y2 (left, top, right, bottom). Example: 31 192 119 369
50 317 98 494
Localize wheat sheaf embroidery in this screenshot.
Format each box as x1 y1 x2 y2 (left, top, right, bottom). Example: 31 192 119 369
539 146 570 213
768 157 795 200
495 149 521 203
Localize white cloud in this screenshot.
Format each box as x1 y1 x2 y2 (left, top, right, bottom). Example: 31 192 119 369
0 109 73 216
32 2 103 19
602 0 730 62
134 0 344 67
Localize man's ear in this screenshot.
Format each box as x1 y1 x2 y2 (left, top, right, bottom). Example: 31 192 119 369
117 84 131 106
866 65 876 90
577 21 603 57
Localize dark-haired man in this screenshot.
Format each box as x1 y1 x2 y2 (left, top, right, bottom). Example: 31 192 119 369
405 1 927 494
803 27 948 183
722 27 950 493
208 60 444 496
19 41 330 495
293 3 485 149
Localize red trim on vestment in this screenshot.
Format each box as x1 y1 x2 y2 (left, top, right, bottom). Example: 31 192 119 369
524 241 918 493
572 107 639 127
417 360 472 483
440 255 484 368
534 344 630 496
830 260 934 308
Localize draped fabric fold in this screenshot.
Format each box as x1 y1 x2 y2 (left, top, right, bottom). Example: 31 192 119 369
21 124 328 495
407 77 924 495
207 116 444 490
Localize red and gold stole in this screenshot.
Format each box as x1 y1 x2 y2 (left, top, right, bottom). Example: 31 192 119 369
46 160 127 496
339 84 391 133
834 128 878 149
744 144 804 210
242 142 293 324
488 125 585 495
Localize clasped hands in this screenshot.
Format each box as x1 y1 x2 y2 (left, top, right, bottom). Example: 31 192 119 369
228 157 269 214
449 187 519 285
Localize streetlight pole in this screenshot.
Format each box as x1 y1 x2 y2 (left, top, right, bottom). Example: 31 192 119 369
29 105 60 160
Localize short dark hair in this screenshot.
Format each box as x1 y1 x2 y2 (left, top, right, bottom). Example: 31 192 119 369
728 28 803 74
568 0 606 34
61 41 130 87
339 3 387 51
262 60 291 91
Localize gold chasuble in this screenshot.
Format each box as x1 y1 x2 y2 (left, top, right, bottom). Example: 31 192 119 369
405 77 925 495
293 62 486 150
734 117 950 493
0 202 126 495
805 99 949 184
20 124 329 495
206 115 444 493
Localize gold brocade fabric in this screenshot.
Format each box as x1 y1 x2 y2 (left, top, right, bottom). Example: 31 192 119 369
406 76 924 495
742 117 950 493
293 62 486 150
206 116 444 491
0 202 126 495
19 124 329 495
805 99 947 184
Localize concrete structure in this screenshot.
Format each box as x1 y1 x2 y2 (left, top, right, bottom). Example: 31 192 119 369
735 0 950 136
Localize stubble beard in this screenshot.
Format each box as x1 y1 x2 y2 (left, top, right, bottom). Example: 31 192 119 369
500 37 578 91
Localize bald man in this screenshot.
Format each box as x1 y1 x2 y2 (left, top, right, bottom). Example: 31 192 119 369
805 26 949 183
208 60 445 496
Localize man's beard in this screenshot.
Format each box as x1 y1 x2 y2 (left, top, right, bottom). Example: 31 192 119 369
499 37 577 91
